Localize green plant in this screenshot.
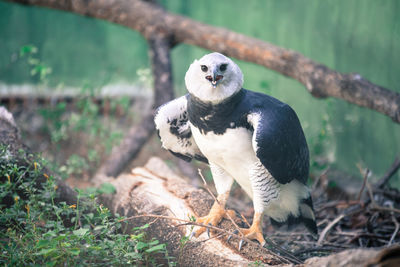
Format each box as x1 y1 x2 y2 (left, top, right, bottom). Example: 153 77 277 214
248 260 264 266
38 80 125 178
16 45 127 178
19 44 52 83
0 145 175 266
309 113 334 174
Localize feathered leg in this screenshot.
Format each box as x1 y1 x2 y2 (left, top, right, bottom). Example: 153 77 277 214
192 164 235 238
236 161 279 247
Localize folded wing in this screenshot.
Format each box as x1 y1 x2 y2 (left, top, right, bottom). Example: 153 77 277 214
247 105 309 185
154 95 208 163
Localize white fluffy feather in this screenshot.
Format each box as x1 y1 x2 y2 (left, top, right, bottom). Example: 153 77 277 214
184 52 244 103
154 96 203 158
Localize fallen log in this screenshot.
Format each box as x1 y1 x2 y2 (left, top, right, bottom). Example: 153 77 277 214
99 157 279 266
98 156 397 266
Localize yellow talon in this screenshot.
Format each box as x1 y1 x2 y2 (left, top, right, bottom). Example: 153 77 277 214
237 212 266 246
192 202 236 238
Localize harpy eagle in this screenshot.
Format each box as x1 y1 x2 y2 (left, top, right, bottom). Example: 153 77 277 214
154 52 317 247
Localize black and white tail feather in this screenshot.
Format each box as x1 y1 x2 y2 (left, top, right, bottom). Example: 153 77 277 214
270 196 318 238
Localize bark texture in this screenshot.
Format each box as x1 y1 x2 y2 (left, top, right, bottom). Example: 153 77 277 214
100 157 259 266
6 0 400 123
99 157 397 266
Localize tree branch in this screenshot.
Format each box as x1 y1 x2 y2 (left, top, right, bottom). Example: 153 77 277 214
5 0 400 123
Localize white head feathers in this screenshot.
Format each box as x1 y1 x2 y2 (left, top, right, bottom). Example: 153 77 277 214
185 52 244 103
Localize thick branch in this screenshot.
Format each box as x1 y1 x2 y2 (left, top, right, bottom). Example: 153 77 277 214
95 112 156 178
5 0 400 123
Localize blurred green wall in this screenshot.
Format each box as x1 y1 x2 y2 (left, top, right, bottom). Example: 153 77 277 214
0 0 399 184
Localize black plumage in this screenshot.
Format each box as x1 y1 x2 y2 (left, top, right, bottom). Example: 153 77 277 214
188 88 309 185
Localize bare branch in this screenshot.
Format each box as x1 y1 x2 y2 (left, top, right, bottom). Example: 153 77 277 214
5 0 400 123
375 157 400 189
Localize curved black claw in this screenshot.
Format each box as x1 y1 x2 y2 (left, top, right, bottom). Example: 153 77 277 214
238 239 246 251
227 229 239 243
189 231 196 239
206 223 212 238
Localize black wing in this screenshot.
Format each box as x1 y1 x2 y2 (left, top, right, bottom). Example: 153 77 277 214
154 95 208 163
247 102 309 184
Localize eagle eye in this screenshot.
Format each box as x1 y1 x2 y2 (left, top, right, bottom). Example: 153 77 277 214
200 65 208 72
219 64 228 72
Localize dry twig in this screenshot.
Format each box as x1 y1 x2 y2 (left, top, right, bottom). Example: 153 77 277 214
119 213 301 264
357 169 370 201
197 169 243 235
317 214 346 246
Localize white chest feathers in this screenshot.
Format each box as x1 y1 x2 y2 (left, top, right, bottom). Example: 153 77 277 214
190 124 258 196
190 124 255 166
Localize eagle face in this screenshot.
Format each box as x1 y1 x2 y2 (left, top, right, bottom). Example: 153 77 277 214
185 52 244 103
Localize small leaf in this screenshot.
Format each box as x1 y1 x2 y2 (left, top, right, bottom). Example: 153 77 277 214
20 45 38 57
62 242 71 248
35 239 50 248
43 231 57 238
94 225 107 231
98 183 116 194
148 240 159 246
73 228 89 237
69 248 80 256
145 244 165 253
133 224 149 230
35 248 56 256
136 241 148 250
46 261 57 267
54 234 66 241
27 57 40 65
125 252 142 259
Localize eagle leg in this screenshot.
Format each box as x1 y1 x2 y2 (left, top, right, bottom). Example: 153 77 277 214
237 212 266 247
192 200 236 238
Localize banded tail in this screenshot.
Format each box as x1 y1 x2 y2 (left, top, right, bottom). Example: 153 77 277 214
270 196 318 238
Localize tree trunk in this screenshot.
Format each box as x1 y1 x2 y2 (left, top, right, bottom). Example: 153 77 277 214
5 0 400 123
94 34 175 178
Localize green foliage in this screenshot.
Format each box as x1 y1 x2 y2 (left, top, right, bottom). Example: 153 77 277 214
19 44 52 83
308 113 334 174
0 146 175 266
36 83 126 179
12 44 128 179
248 260 264 266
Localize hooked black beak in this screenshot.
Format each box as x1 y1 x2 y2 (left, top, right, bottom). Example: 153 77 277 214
205 73 223 88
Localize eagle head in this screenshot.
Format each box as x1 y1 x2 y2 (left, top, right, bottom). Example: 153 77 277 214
185 52 244 103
